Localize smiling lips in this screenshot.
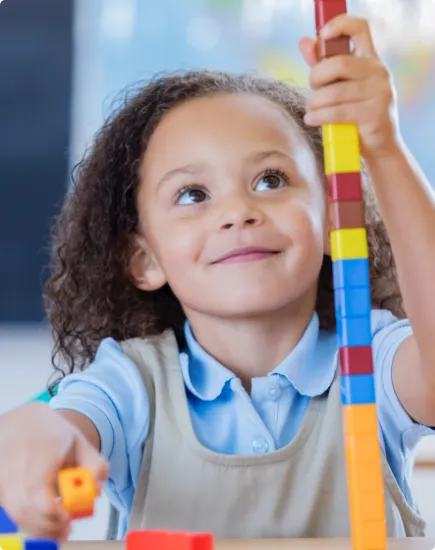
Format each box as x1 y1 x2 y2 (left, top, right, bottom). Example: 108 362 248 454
213 246 281 264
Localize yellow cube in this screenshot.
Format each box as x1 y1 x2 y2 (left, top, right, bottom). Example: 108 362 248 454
330 228 368 261
322 123 359 148
0 534 24 550
324 140 361 175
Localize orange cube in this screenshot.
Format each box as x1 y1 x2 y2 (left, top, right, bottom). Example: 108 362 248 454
346 460 384 494
58 467 97 519
351 519 387 550
348 489 386 523
345 433 381 463
342 404 378 436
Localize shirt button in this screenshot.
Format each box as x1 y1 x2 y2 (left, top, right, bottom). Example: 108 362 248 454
252 438 269 454
269 387 279 399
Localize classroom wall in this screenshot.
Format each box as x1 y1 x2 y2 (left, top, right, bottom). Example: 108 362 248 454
0 0 73 323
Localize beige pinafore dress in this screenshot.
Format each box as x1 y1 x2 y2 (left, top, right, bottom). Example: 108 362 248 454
119 331 425 538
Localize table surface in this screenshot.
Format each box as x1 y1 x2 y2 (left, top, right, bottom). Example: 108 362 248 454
64 539 435 550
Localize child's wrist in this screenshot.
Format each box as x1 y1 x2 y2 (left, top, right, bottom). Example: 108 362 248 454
362 134 404 164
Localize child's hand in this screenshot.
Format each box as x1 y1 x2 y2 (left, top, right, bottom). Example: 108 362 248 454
0 403 108 541
299 15 400 158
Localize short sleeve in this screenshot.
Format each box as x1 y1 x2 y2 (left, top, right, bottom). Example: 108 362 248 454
371 310 434 498
49 337 150 511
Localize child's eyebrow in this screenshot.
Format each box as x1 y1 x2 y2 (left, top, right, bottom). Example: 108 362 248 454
156 149 294 190
247 149 294 164
157 164 206 190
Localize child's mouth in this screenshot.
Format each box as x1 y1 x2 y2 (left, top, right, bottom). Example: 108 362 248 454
213 247 281 264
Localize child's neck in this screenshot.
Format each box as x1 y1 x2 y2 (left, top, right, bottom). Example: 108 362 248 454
186 292 316 394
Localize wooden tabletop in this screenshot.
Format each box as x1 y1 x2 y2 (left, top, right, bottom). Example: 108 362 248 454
64 539 435 550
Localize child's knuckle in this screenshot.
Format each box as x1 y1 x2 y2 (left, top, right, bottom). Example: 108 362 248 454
335 85 348 103
41 501 57 518
381 66 390 81
336 106 347 120
26 483 42 505
309 70 320 89
14 502 31 524
374 61 390 81
382 84 393 102
358 17 370 32
335 57 350 76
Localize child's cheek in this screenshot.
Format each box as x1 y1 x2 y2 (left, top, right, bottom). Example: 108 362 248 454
160 219 204 268
284 198 325 248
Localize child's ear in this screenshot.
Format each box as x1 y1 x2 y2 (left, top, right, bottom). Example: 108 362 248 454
129 235 167 291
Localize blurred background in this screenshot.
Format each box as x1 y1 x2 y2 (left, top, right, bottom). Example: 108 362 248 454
1 0 435 540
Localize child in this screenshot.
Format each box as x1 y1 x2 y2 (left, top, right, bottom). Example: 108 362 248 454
1 14 434 542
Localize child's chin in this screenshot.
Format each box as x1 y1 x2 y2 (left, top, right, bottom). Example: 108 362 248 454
213 291 296 317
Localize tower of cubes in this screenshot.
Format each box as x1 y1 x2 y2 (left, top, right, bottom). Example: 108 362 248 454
314 1 387 549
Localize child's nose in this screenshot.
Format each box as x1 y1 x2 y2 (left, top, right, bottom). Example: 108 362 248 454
217 197 265 231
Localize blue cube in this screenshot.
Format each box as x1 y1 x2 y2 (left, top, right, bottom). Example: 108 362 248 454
341 374 376 405
335 286 371 319
337 316 371 348
0 507 17 534
333 259 370 290
25 539 58 549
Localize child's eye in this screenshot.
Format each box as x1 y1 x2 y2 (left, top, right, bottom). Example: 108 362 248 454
176 186 209 205
255 169 288 192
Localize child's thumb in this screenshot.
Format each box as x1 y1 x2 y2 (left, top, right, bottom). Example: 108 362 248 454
74 435 109 491
298 36 318 68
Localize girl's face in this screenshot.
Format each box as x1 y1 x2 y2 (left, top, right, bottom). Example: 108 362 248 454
134 93 329 319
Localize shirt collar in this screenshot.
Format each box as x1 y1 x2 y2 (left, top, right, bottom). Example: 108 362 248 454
181 314 338 402
181 322 235 401
271 313 337 397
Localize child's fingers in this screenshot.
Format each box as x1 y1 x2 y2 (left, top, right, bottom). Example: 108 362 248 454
33 494 71 542
7 487 70 541
304 97 376 126
22 512 70 543
307 78 376 111
73 434 109 489
309 55 376 89
298 37 317 68
321 15 377 58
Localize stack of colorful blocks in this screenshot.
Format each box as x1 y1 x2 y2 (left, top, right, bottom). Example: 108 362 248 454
314 1 387 549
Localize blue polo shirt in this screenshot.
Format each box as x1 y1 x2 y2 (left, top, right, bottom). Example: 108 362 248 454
49 309 433 539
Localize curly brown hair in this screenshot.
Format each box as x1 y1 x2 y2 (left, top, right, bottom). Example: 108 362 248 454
44 70 404 391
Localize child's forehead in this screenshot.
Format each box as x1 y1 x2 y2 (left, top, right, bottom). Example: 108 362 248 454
144 92 306 161
161 92 297 130
138 91 322 201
